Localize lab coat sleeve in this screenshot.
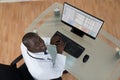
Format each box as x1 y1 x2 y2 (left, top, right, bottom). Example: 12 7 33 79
53 54 66 78
34 54 66 79
42 37 51 45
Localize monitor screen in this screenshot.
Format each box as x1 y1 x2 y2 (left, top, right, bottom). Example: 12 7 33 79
61 2 104 39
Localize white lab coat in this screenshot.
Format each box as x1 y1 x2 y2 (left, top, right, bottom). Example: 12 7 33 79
20 38 66 80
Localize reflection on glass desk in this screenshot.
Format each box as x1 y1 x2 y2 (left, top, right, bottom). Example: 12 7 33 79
25 2 120 80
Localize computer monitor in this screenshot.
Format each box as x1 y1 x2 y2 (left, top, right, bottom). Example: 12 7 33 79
61 2 104 39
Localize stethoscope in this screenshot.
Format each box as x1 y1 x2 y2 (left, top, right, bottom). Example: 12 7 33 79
27 51 52 61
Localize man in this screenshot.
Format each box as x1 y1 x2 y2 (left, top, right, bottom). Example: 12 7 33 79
20 32 66 80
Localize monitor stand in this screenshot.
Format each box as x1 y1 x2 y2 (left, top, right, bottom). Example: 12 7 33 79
71 27 84 37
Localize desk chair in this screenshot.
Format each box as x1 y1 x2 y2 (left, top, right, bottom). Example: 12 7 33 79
0 55 34 80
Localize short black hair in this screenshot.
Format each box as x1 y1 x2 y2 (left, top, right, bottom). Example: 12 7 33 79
22 32 39 50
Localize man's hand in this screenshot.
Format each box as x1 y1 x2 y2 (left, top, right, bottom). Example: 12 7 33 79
50 35 66 54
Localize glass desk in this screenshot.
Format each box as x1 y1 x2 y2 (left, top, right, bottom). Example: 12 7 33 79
25 2 120 80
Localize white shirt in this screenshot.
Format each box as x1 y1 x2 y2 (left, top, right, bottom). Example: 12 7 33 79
21 38 66 80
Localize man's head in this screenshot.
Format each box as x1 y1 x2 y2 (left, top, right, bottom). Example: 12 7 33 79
22 32 47 53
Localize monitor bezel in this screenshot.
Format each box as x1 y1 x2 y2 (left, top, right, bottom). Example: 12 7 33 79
61 2 104 39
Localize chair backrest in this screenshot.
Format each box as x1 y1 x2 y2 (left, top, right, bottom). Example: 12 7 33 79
0 63 22 80
0 55 34 80
17 63 34 80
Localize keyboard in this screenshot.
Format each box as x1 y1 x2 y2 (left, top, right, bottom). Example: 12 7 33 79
52 31 85 58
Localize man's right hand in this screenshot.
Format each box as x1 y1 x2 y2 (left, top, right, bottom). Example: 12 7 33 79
50 35 66 54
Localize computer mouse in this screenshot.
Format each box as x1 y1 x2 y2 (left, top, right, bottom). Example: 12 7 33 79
83 54 89 63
